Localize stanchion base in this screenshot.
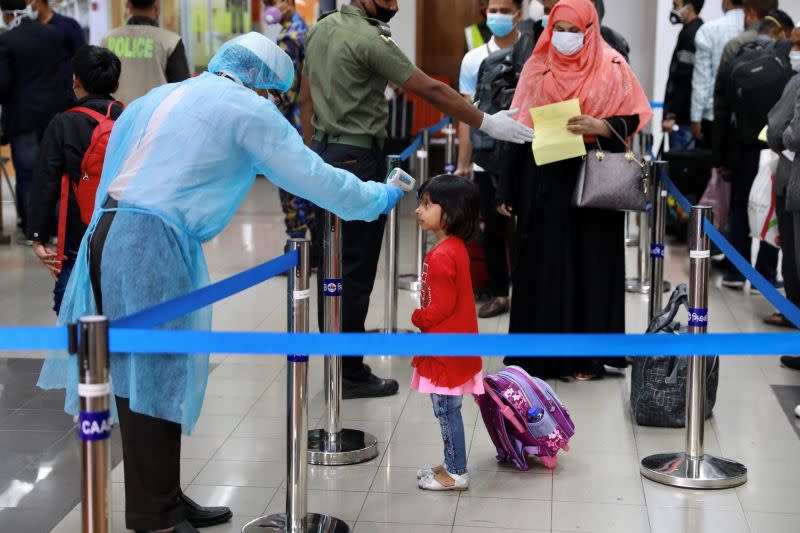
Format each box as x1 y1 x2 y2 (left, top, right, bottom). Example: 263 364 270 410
242 513 350 533
307 429 378 465
640 452 747 489
397 274 421 292
367 328 414 334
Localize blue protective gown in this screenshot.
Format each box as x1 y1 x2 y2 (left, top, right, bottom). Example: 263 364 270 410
37 73 390 433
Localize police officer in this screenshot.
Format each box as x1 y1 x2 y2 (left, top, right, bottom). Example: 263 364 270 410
301 0 532 399
100 0 190 105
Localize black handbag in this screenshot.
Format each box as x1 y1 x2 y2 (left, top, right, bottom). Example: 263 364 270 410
630 284 719 428
572 119 648 211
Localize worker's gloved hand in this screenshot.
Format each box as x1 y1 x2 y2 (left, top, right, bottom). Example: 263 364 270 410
479 109 534 144
381 184 405 215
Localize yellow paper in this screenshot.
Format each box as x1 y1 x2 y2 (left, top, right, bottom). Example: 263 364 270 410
531 99 587 166
757 126 768 143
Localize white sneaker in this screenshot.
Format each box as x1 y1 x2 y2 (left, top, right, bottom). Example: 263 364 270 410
418 470 469 491
795 404 800 419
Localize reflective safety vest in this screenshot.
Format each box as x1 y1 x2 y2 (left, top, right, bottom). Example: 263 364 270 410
100 24 181 105
464 23 486 51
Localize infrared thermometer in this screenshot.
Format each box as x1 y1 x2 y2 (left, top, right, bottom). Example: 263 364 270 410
386 167 416 192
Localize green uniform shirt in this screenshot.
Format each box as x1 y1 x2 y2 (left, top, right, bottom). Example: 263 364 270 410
303 4 417 140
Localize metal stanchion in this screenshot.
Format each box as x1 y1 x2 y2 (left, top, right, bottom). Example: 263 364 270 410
443 120 456 174
640 206 747 489
308 208 378 465
383 155 409 334
624 212 638 247
0 156 13 245
626 163 653 294
649 161 669 321
398 129 430 292
77 316 111 533
244 240 348 533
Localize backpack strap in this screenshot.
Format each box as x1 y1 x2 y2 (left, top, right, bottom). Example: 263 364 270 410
66 106 106 123
105 100 125 118
56 173 70 270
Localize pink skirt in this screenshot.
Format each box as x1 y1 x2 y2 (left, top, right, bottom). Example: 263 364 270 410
411 369 485 396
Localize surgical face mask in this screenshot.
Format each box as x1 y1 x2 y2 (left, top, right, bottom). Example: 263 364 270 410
26 2 38 20
487 13 515 37
551 31 584 56
791 50 800 73
541 15 549 28
372 1 398 23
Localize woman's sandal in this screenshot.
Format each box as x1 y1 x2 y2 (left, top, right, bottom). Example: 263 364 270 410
416 465 445 479
574 372 598 381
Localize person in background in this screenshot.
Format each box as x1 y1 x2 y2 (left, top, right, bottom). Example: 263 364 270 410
0 0 63 244
27 46 123 315
590 0 630 62
301 0 532 399
713 10 794 290
766 25 800 329
29 0 86 104
779 28 800 379
690 0 745 143
465 0 492 52
663 0 705 151
264 0 320 262
720 0 778 65
100 0 190 105
500 0 652 381
456 0 522 319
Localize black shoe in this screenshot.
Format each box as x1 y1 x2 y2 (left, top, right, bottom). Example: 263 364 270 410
136 519 199 533
780 356 800 372
181 492 232 528
342 373 399 399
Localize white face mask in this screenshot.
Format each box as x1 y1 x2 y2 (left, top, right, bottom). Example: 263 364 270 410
551 31 585 56
26 2 38 20
791 50 800 73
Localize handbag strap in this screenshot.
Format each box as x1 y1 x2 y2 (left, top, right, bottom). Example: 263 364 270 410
594 118 644 167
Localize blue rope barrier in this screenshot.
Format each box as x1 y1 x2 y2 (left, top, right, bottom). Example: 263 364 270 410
112 249 298 329
659 172 800 328
398 117 452 162
1 327 798 356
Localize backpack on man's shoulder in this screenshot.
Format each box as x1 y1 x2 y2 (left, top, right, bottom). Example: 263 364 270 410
470 46 513 174
57 101 123 268
728 39 793 145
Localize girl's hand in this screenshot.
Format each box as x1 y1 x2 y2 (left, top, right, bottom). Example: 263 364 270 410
32 241 60 279
567 115 611 138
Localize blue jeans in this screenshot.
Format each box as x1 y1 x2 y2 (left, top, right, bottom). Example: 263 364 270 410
669 125 694 152
10 130 43 231
431 394 467 475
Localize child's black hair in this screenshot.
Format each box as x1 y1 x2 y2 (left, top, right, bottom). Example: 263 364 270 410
418 174 480 241
71 46 121 96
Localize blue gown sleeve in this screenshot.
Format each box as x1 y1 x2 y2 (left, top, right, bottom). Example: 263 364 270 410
239 96 390 222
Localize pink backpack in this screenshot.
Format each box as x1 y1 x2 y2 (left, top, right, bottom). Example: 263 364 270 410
478 366 575 470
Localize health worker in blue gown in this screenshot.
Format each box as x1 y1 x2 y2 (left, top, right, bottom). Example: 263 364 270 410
37 32 404 533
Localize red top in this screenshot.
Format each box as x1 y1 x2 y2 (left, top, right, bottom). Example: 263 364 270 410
411 236 482 388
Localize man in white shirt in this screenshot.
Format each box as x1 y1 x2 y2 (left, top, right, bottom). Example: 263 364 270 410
455 0 522 319
690 0 745 141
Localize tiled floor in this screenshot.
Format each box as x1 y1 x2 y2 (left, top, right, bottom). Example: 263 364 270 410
1 179 799 533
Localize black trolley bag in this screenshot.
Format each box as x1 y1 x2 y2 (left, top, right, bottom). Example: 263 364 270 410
630 284 719 427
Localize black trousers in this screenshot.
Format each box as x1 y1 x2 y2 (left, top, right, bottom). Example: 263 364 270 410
776 194 800 307
90 202 185 530
475 171 509 297
311 139 386 378
728 145 779 280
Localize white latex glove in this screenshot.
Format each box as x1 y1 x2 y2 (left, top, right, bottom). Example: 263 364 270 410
479 109 534 144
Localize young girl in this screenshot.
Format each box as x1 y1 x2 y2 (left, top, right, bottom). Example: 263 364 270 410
411 174 483 491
